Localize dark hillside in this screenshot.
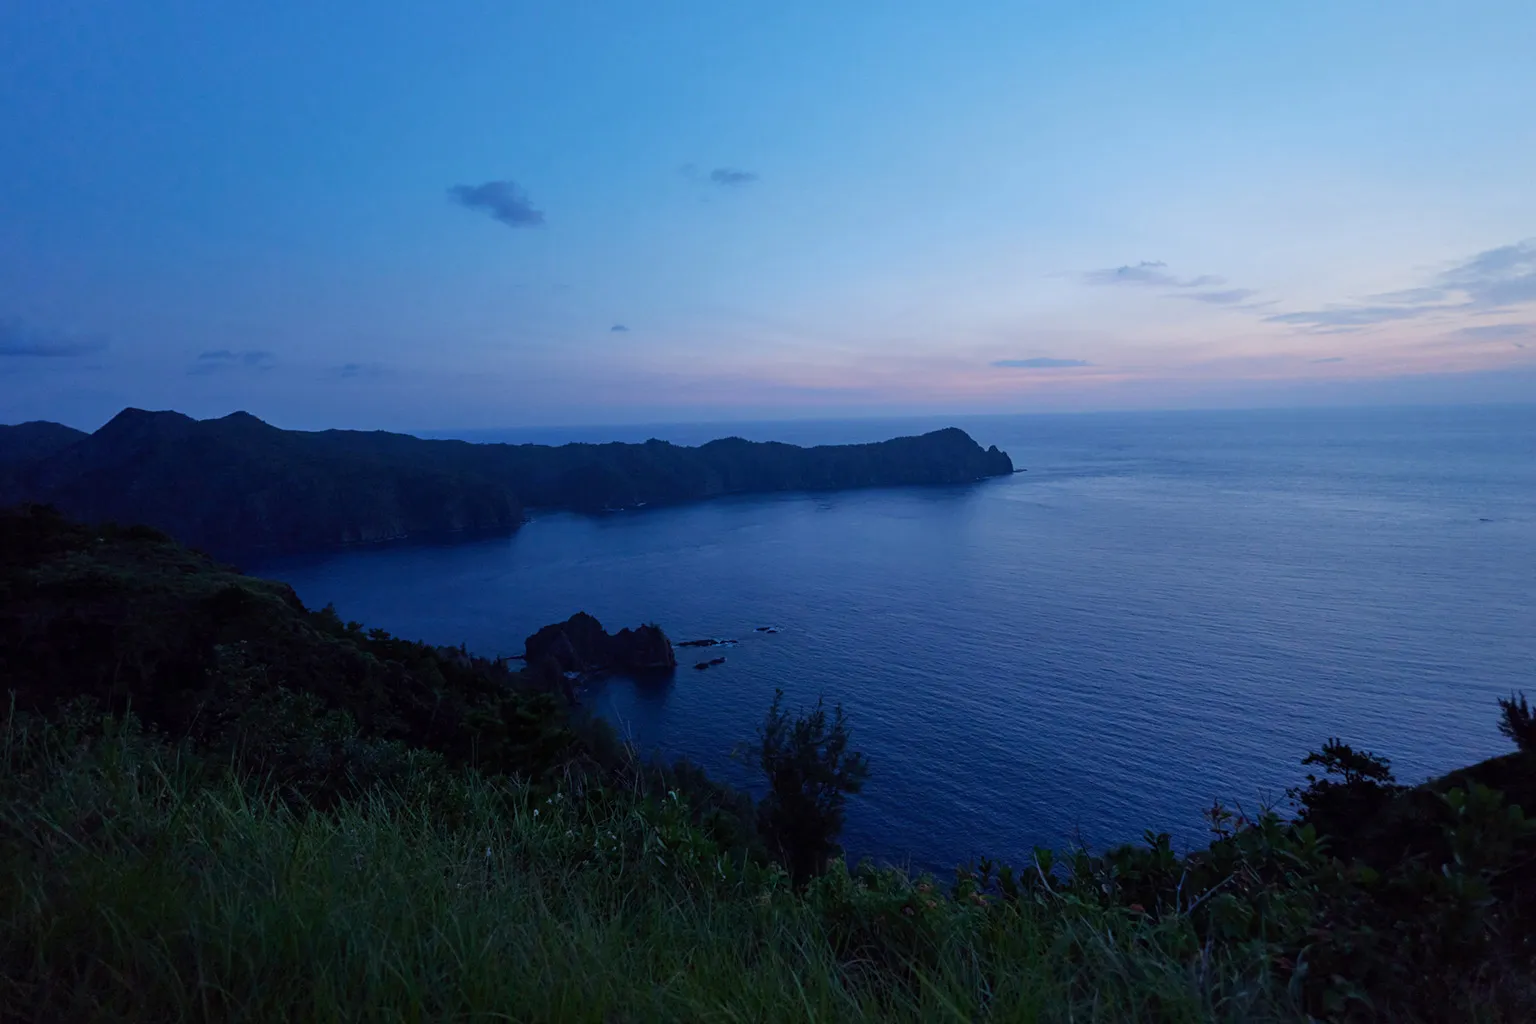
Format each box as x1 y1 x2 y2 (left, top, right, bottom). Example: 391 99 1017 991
0 503 585 797
0 409 1013 560
0 421 86 467
3 409 524 562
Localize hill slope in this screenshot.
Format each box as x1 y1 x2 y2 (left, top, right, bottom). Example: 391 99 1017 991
0 409 1014 561
0 420 87 467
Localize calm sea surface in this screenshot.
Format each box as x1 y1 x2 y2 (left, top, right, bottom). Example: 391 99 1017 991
260 405 1536 875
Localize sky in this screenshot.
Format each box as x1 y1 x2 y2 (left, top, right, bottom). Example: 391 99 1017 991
2 1 1535 432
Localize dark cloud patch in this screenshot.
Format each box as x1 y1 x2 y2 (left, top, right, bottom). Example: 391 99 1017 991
0 319 108 357
335 362 387 380
189 349 275 375
992 357 1091 369
1310 356 1346 364
447 180 545 228
1178 288 1259 305
709 167 759 187
1083 261 1220 289
610 324 630 332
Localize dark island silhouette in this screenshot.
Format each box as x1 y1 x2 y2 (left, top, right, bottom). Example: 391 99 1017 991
0 408 1014 562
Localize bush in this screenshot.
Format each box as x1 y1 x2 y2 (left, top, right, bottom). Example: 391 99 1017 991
754 688 869 884
1498 691 1536 752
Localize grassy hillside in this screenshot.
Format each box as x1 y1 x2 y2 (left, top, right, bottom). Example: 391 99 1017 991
2 719 1289 1022
2 503 1533 1022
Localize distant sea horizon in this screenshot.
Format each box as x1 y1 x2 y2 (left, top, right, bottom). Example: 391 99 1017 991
416 400 1536 450
263 403 1536 876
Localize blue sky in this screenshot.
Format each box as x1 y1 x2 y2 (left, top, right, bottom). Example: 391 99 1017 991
3 1 1534 430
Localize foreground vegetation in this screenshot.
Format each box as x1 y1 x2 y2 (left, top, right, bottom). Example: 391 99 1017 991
2 709 1292 1022
2 503 1534 1021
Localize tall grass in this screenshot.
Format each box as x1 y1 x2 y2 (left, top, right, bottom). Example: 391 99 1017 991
0 712 1295 1022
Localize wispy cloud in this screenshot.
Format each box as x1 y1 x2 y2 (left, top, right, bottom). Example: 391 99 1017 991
1439 240 1536 308
709 167 759 187
1267 239 1536 331
610 324 630 332
1310 356 1346 364
991 357 1091 369
1177 288 1260 305
1453 323 1533 340
1367 287 1446 304
447 179 545 228
1083 261 1220 289
189 349 275 375
1265 305 1442 328
0 319 108 358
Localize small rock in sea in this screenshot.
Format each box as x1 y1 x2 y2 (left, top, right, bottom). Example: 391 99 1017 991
694 662 710 670
754 626 780 633
693 656 728 670
709 656 726 665
678 638 738 648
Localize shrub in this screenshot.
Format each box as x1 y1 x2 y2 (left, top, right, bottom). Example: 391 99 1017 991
1290 737 1401 843
1497 691 1536 752
754 688 869 884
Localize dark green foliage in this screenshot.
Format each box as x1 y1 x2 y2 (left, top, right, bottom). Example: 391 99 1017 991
1499 691 1536 752
5 505 1536 1021
0 503 593 807
754 688 870 884
2 712 1289 1022
0 502 764 846
1290 738 1403 848
940 738 1536 1021
0 408 1013 561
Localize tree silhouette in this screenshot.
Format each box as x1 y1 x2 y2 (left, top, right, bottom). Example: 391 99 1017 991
754 689 869 884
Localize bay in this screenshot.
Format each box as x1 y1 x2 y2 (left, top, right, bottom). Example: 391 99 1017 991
261 404 1536 875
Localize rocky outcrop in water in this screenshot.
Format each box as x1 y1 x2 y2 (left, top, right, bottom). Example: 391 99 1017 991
524 612 677 678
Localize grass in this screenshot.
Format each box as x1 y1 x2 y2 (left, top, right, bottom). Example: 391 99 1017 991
0 712 1298 1023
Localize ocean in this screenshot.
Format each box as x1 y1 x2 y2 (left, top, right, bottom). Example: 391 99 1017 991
259 404 1536 876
